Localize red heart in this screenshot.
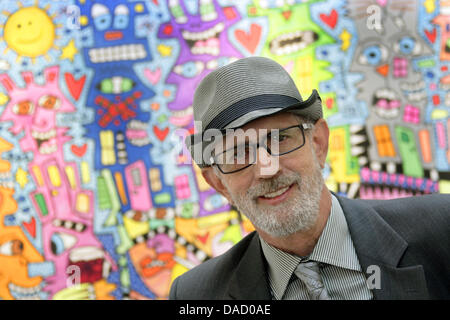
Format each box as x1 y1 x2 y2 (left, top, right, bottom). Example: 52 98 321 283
23 217 36 238
71 143 87 157
234 23 262 54
325 98 334 110
196 232 210 245
153 126 169 141
162 24 173 36
64 73 86 101
424 28 436 44
320 9 338 29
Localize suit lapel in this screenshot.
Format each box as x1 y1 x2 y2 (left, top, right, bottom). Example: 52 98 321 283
336 195 430 299
227 232 272 300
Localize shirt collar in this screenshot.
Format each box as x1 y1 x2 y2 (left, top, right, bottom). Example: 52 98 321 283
260 194 362 299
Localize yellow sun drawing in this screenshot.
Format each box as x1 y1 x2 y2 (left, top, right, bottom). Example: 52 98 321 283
0 0 62 64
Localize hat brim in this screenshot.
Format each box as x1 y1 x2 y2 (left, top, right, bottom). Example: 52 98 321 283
186 89 322 167
224 89 322 129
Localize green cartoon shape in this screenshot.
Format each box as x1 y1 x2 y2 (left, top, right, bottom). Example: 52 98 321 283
248 0 334 98
395 126 424 178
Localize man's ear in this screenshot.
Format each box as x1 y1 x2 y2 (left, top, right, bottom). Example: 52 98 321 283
201 167 234 204
311 118 329 169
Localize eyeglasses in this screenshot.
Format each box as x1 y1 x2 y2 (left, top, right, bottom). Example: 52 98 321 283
210 123 314 174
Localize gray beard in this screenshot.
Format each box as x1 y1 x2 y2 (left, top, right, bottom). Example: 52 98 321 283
227 162 324 238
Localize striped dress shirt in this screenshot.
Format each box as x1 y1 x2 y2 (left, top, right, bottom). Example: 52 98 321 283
260 194 374 300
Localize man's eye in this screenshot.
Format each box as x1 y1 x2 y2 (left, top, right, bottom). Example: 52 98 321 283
273 133 289 143
229 146 250 161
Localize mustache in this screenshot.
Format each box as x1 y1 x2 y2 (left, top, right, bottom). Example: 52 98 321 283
247 173 302 198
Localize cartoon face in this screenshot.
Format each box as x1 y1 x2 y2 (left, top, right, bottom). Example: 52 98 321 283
158 0 242 127
0 67 74 157
0 138 46 300
3 6 55 58
79 0 156 156
249 0 334 96
129 234 175 299
348 0 431 120
80 2 151 67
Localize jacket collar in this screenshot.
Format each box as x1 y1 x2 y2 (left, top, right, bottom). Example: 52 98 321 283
335 195 429 299
226 194 430 300
227 231 272 300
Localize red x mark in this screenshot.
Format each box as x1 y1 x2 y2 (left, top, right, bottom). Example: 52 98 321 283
96 91 142 127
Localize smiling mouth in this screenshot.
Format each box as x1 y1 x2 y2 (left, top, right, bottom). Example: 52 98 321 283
88 44 147 63
18 29 43 44
269 30 318 56
400 80 426 102
140 252 175 278
371 88 401 119
181 23 224 55
126 120 150 146
258 184 295 202
8 282 44 300
261 185 291 199
31 129 57 154
169 106 193 127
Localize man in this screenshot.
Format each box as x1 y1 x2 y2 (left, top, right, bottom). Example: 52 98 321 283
170 56 450 300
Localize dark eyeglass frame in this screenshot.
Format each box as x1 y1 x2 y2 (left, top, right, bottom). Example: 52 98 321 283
211 123 314 174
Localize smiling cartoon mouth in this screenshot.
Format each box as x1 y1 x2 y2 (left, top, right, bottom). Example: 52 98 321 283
371 88 401 119
181 22 224 55
169 106 193 127
126 120 150 146
88 44 147 63
8 282 45 300
140 252 175 277
400 80 426 102
31 129 57 154
18 29 43 44
269 30 318 55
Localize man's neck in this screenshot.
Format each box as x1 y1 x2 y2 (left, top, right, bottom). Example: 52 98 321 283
257 186 332 257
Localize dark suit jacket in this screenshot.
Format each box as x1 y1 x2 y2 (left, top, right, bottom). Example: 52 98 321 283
169 194 450 299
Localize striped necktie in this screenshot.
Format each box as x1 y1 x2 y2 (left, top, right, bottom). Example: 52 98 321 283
294 260 330 300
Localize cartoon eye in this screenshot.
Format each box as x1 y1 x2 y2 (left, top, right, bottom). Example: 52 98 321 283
50 232 77 256
38 95 61 110
114 4 129 29
358 45 388 66
200 0 218 22
169 0 187 24
173 61 205 78
203 194 228 211
91 3 112 31
393 36 422 55
12 100 35 115
0 240 23 256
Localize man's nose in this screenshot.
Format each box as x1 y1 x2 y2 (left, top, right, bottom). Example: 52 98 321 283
252 146 281 178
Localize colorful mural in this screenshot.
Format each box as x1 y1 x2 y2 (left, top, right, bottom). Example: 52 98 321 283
0 0 448 300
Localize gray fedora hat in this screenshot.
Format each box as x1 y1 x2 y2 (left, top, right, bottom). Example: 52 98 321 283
186 56 323 167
